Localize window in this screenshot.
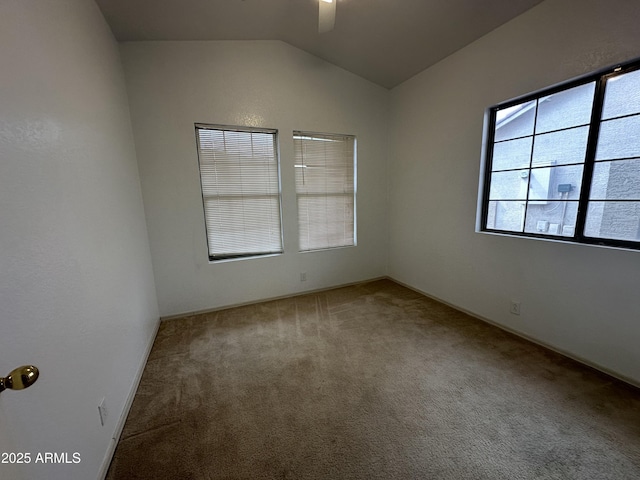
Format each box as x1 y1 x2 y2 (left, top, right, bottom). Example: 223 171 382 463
294 131 356 251
195 124 283 260
480 59 640 250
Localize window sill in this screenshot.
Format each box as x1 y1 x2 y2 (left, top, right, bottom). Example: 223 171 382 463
208 253 283 264
476 229 639 253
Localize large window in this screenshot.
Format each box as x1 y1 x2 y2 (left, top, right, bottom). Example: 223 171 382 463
195 124 283 260
294 131 356 251
480 60 640 250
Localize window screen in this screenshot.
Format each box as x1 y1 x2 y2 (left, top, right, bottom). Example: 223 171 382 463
585 68 640 242
294 131 356 252
195 124 283 260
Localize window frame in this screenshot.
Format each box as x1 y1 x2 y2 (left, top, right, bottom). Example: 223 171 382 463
195 123 284 262
479 58 640 251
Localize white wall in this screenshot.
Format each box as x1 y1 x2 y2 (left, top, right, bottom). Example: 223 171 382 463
0 1 159 479
120 41 389 317
389 0 640 385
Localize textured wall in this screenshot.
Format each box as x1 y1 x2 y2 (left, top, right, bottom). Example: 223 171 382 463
120 40 390 317
389 0 640 385
0 1 159 479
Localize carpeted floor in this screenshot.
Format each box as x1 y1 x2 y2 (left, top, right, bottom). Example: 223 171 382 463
106 279 640 479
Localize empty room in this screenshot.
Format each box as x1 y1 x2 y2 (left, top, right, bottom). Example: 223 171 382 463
1 0 640 479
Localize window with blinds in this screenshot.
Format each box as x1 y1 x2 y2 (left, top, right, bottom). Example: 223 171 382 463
294 131 356 252
195 124 283 261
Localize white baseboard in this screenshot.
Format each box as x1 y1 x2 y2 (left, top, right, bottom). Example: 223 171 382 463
387 276 640 390
160 276 388 321
97 317 161 480
95 274 639 480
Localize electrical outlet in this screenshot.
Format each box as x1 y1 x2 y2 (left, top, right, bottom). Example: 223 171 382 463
300 272 307 282
510 301 521 316
98 398 107 426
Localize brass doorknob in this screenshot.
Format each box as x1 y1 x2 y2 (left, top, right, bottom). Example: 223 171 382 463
0 365 39 393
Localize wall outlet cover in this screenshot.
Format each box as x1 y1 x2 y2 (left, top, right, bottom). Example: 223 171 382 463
98 398 107 426
510 301 521 315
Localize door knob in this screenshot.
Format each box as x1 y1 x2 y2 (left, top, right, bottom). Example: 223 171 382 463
0 365 39 393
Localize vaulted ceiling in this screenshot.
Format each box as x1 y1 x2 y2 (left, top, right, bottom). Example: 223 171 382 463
96 0 544 89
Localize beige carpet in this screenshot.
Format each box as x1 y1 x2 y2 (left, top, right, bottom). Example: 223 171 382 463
106 279 640 479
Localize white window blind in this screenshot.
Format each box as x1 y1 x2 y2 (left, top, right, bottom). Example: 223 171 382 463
195 124 283 260
294 131 356 251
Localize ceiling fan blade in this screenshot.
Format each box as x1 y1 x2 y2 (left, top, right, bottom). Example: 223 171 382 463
318 0 336 33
